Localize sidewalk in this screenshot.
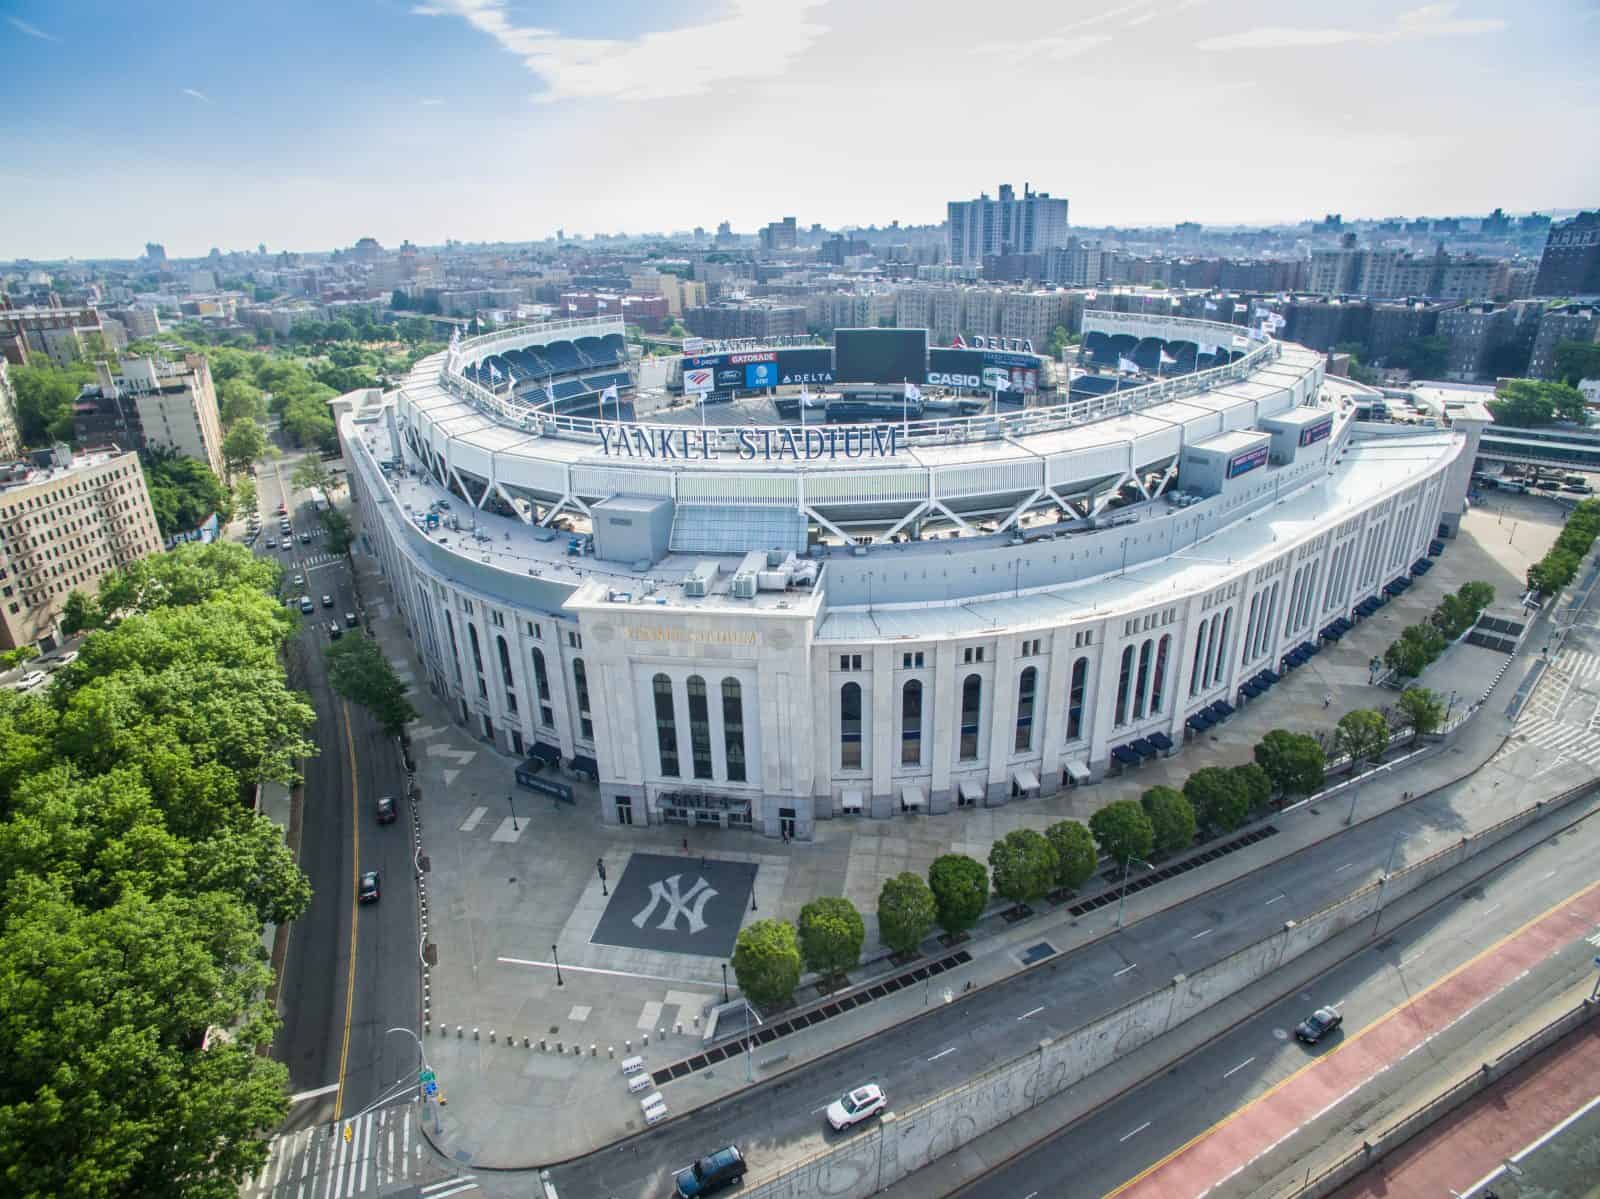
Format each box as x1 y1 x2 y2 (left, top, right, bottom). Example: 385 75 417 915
345 498 1578 1169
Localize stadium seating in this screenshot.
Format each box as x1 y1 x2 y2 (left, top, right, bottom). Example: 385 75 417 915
541 340 584 373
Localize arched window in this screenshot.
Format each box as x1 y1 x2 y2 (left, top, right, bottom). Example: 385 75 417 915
1014 667 1037 753
722 679 746 783
531 648 551 701
1151 635 1171 714
687 675 713 779
840 682 863 770
901 679 923 765
1067 657 1088 741
467 623 483 674
1115 645 1135 725
1189 624 1207 697
652 674 678 777
959 674 982 760
496 634 513 687
572 658 593 740
1133 640 1152 720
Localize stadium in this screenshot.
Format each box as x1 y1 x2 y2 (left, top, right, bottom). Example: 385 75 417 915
339 311 1469 839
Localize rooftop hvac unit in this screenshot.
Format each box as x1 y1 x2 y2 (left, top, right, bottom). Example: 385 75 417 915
732 573 758 599
683 560 720 597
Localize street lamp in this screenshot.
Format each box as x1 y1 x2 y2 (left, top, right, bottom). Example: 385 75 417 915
1115 856 1152 928
721 963 730 1004
507 794 518 833
552 943 563 987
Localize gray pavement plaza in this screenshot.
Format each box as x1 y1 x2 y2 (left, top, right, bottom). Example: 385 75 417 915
341 493 1578 1174
591 854 758 958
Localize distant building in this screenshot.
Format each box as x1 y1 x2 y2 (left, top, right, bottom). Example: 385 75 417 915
144 242 167 266
0 361 20 459
0 445 164 651
947 183 1069 268
758 217 798 254
1437 303 1515 381
75 356 226 478
684 301 806 340
0 304 122 367
1527 304 1600 380
1533 211 1600 297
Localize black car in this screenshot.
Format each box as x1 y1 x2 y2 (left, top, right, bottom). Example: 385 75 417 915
358 871 380 903
322 594 334 608
375 796 397 824
1294 1006 1343 1044
674 1146 746 1197
344 611 359 628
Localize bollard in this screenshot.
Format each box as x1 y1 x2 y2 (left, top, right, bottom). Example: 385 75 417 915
590 1044 596 1056
624 1040 631 1053
424 1021 430 1034
658 1027 666 1040
523 1036 530 1048
675 1022 682 1036
572 1044 581 1056
556 1041 563 1053
693 1016 701 1030
489 1030 495 1043
456 1025 463 1038
540 1038 547 1052
642 1033 649 1047
608 1046 614 1058
473 1028 480 1041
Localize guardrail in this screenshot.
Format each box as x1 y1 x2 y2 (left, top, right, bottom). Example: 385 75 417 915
431 317 1284 454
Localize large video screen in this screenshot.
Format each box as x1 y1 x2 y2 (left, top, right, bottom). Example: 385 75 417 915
834 328 927 383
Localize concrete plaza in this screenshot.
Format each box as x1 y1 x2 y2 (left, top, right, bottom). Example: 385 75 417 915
345 492 1574 1169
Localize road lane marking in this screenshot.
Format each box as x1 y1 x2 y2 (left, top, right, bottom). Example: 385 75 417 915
1120 1121 1152 1142
1018 1006 1045 1020
333 700 362 1122
458 806 488 833
1484 902 1502 915
1192 928 1214 940
927 1047 957 1062
289 1082 342 1104
1265 893 1286 905
1114 963 1138 977
1335 862 1356 873
1223 1056 1256 1079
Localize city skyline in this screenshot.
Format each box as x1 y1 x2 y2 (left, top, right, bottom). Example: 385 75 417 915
2 0 1597 260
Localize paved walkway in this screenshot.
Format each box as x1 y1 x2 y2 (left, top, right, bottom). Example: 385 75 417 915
341 499 1582 1168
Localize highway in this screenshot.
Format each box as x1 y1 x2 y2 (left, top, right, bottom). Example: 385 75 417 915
260 448 422 1134
956 806 1600 1199
546 771 1600 1198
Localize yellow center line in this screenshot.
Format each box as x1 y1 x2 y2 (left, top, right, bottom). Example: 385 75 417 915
1101 874 1600 1198
332 700 361 1122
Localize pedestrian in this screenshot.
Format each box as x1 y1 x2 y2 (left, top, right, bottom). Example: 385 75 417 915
1323 693 1332 708
682 836 689 854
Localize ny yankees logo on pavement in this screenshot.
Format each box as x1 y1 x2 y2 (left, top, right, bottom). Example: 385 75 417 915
632 874 719 934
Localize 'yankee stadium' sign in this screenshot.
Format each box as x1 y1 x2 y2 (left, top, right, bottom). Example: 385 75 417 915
597 424 904 461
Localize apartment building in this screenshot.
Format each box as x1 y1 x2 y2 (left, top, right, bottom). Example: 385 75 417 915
75 356 227 478
0 446 164 650
1527 305 1600 380
948 183 1069 267
1000 290 1068 347
0 304 124 367
1533 211 1600 297
0 360 20 460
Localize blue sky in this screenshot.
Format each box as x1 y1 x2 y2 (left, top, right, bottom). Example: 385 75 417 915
3 0 1597 260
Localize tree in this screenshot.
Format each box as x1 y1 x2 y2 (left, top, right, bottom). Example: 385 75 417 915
60 590 102 635
1044 820 1098 890
91 541 282 623
142 450 229 537
1490 379 1587 428
927 854 988 937
325 634 416 736
1396 686 1447 741
876 872 937 955
291 457 334 495
218 377 266 426
1553 340 1600 387
1336 708 1391 769
1140 786 1197 855
0 644 39 671
1230 762 1273 814
323 319 358 343
796 896 865 979
234 476 258 516
222 420 268 473
1184 766 1249 834
320 506 354 557
987 828 1059 905
1089 800 1154 865
731 919 801 1009
1253 729 1326 797
1385 622 1447 678
1386 334 1450 379
1046 324 1072 359
10 362 85 445
1529 548 1581 596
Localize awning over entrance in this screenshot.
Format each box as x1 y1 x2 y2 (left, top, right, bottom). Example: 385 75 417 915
569 754 598 780
1012 768 1040 794
527 740 561 765
959 780 985 804
900 785 926 809
1064 758 1092 784
840 789 865 812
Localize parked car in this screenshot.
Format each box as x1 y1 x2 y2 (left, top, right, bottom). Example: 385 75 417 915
292 574 305 588
11 670 47 692
826 1084 887 1131
277 503 287 514
344 611 359 628
375 796 397 824
300 532 312 544
265 537 276 549
357 871 380 903
299 596 314 614
1294 1006 1343 1044
674 1146 746 1197
321 594 334 608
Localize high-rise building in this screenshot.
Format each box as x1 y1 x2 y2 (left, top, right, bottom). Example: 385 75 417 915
947 183 1069 267
1527 305 1600 380
144 242 167 265
758 217 798 254
683 301 806 340
75 356 227 479
1533 212 1600 297
0 445 164 650
0 360 20 460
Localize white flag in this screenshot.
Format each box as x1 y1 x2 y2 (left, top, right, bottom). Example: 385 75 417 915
600 383 619 406
801 384 820 408
1118 355 1139 374
488 361 501 381
1199 342 1218 356
597 298 608 310
1159 350 1177 366
904 382 922 403
1170 295 1182 307
1204 300 1218 312
1231 335 1249 350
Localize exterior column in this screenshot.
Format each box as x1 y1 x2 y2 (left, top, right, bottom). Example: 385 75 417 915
870 645 895 809
927 641 960 812
985 638 1018 805
1039 635 1073 794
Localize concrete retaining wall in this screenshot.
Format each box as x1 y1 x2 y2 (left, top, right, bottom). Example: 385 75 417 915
739 780 1599 1198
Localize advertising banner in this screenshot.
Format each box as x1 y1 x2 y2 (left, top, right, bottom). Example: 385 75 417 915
1227 444 1269 479
730 350 777 365
683 366 714 393
777 347 835 386
716 367 744 389
680 337 705 356
927 347 985 388
1298 418 1333 447
744 360 780 389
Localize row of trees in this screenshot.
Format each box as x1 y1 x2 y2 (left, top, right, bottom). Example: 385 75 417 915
1383 581 1494 678
1489 379 1588 429
1527 499 1600 597
1 542 316 1194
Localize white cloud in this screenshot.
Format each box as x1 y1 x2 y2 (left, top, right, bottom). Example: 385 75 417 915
420 97 444 105
6 16 58 41
413 0 830 102
182 88 211 102
1198 3 1507 51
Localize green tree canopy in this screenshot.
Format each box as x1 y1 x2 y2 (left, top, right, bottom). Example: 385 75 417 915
927 853 988 937
143 450 229 537
1553 340 1600 387
1044 819 1098 890
1253 729 1326 797
1489 379 1587 428
325 634 417 737
796 896 865 978
731 919 801 1009
222 419 268 473
320 506 354 557
291 457 334 495
987 828 1059 905
1089 800 1155 865
1230 762 1272 814
89 542 283 626
1336 708 1392 768
10 361 87 445
1396 686 1447 740
1384 622 1447 678
218 377 266 426
1140 786 1197 855
1183 766 1250 834
876 872 937 956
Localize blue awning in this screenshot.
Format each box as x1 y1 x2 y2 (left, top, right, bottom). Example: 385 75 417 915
1259 669 1281 686
1149 731 1175 752
1428 539 1445 557
1186 711 1214 732
1209 700 1234 719
568 754 599 780
1383 581 1405 597
526 740 562 765
1300 640 1319 657
1241 681 1262 698
1112 745 1141 765
1411 558 1432 575
1130 737 1158 759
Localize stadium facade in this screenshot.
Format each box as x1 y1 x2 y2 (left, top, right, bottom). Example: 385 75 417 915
340 314 1467 840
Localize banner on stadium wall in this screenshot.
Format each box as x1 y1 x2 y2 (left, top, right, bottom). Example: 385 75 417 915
681 337 705 356
1227 444 1269 479
1299 418 1333 447
776 347 835 386
683 367 714 393
744 361 779 389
